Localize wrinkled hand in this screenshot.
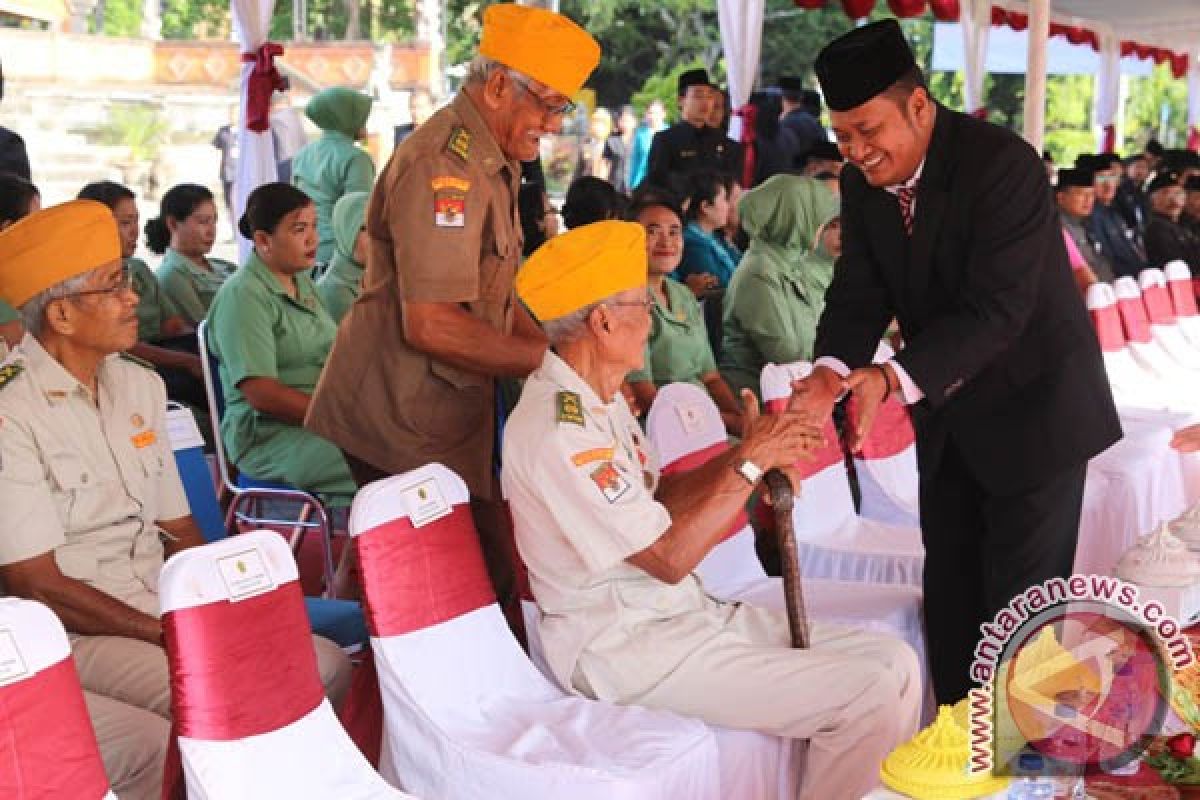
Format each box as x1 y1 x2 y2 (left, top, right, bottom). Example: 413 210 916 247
786 366 842 424
844 365 890 452
1172 424 1200 453
685 273 719 298
738 389 825 471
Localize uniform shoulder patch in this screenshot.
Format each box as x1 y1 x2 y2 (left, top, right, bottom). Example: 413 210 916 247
555 390 585 427
0 361 23 391
447 127 471 162
119 352 154 370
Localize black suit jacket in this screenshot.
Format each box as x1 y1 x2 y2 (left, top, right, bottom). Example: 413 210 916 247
646 122 742 187
814 104 1120 495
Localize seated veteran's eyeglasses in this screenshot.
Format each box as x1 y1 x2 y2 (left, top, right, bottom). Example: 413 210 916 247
63 267 134 300
509 73 577 118
608 293 655 312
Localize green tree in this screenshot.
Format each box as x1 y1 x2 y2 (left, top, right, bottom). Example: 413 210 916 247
1124 63 1189 152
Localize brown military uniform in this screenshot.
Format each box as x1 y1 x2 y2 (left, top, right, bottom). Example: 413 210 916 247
305 91 522 500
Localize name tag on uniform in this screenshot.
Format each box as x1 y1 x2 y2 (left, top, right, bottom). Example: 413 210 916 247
217 548 276 602
0 629 30 685
131 430 157 449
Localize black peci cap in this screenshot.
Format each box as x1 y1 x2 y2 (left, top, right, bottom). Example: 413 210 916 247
1055 168 1094 191
678 68 715 97
815 19 918 112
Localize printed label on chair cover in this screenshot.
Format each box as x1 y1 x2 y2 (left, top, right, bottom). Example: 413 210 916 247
216 548 276 601
0 630 29 685
400 478 453 528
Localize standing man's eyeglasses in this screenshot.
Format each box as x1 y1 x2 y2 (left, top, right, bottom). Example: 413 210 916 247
509 72 577 118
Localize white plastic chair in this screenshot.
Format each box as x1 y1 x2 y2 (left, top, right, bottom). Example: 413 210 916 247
0 598 116 800
645 383 930 703
760 362 925 587
349 464 724 800
1164 260 1200 348
159 530 408 799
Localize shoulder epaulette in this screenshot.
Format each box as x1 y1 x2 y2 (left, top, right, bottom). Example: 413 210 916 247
555 390 585 427
119 352 154 370
447 127 471 162
0 360 23 391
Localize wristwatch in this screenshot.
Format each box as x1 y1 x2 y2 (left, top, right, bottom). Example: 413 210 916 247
733 458 764 486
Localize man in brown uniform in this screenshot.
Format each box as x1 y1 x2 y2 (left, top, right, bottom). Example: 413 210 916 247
306 4 600 604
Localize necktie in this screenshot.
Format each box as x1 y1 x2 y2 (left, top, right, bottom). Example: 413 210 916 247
897 184 916 236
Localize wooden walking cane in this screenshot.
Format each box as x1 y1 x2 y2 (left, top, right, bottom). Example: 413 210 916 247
764 468 810 649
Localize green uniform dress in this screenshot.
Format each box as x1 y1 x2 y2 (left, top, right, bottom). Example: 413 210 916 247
292 88 376 265
315 191 369 323
129 256 181 341
0 300 17 328
155 247 236 326
206 251 356 499
627 277 716 388
720 175 838 398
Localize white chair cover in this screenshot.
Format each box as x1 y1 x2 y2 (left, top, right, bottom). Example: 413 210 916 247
159 531 407 799
1164 260 1200 349
0 598 116 800
1113 278 1200 391
1118 272 1200 371
349 465 724 800
646 384 932 721
759 363 925 587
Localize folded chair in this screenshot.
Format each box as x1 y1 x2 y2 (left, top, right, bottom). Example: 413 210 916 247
165 402 367 651
159 530 408 798
760 362 924 587
645 383 929 704
0 598 115 800
349 464 724 799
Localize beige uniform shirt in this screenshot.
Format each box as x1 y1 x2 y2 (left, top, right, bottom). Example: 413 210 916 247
0 337 189 617
306 91 522 499
502 351 729 702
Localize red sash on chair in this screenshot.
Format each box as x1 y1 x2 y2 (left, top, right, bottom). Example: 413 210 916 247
847 395 915 459
1116 295 1153 344
1090 303 1126 352
1142 281 1177 325
1170 276 1200 318
355 505 496 638
0 657 111 800
161 580 325 799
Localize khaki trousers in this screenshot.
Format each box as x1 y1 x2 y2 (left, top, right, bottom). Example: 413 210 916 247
73 634 352 800
612 604 922 800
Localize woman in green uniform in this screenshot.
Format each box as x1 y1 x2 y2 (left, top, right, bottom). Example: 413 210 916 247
146 183 236 325
719 174 839 398
206 182 355 499
315 191 368 323
291 87 375 265
0 173 39 348
78 181 209 410
626 197 743 435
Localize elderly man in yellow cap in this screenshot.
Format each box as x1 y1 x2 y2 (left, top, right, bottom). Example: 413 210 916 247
503 221 924 800
0 201 351 800
307 4 601 616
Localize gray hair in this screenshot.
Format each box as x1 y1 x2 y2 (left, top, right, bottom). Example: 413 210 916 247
466 55 508 87
20 270 95 337
541 291 625 346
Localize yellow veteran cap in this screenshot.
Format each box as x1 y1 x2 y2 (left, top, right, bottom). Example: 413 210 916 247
479 4 601 99
0 200 121 308
517 220 647 322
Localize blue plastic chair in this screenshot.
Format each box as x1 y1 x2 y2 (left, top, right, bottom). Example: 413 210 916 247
167 402 367 651
196 319 340 598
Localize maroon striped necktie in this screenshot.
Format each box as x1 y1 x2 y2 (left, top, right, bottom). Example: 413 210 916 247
897 184 916 235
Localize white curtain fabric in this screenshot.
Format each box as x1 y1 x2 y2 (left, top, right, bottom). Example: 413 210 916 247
1093 27 1121 151
717 0 764 141
959 0 991 114
1189 55 1200 149
231 0 279 261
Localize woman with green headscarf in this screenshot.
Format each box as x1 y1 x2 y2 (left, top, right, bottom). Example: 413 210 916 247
719 175 839 398
316 191 369 323
291 87 375 265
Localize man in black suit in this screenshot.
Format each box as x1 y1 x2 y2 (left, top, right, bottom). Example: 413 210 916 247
792 20 1121 706
779 77 826 168
645 69 739 187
